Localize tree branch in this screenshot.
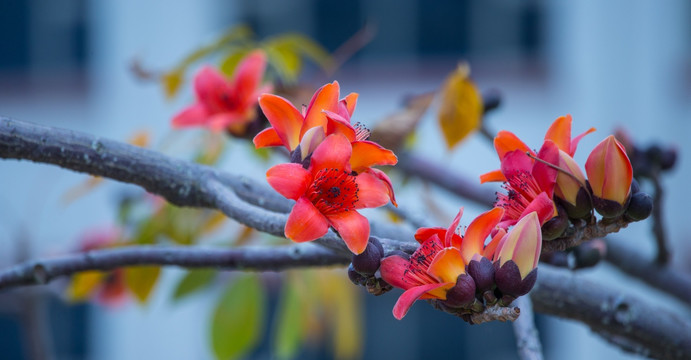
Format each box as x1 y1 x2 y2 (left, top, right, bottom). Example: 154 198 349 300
512 296 544 360
605 238 691 306
0 244 350 291
531 266 691 360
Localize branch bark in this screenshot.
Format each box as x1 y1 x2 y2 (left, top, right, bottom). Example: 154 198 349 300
512 296 544 360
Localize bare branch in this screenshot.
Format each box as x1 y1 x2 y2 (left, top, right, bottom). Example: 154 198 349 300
542 217 630 252
512 296 544 360
605 238 691 306
531 266 691 360
650 173 670 264
471 305 520 324
0 244 350 291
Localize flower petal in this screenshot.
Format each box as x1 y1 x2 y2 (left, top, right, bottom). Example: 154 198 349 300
228 50 267 106
324 110 356 141
501 150 534 178
445 208 463 248
207 112 247 132
302 82 340 138
483 228 506 259
380 255 415 289
570 127 596 156
253 128 284 148
479 169 507 184
340 92 358 118
543 115 572 153
266 163 311 200
285 197 330 243
364 168 397 207
498 212 542 278
309 133 352 173
532 140 559 196
350 141 398 173
428 248 466 283
494 130 533 160
393 283 452 320
460 207 504 262
519 192 555 226
354 170 391 209
326 210 370 254
585 135 633 204
258 94 304 151
171 103 210 128
299 126 326 160
194 66 233 113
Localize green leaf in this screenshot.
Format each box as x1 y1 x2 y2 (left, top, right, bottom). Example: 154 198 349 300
211 275 265 360
264 42 302 84
125 266 161 303
273 277 305 359
220 48 250 77
173 269 217 301
277 34 333 71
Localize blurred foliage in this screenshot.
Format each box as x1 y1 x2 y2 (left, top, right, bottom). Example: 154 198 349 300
125 266 161 303
161 25 333 99
172 269 218 302
438 63 483 149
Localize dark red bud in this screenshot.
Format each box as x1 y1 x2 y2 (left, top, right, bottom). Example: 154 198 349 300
630 178 641 194
559 187 593 219
467 257 495 293
573 239 607 269
443 274 477 308
660 148 677 171
494 260 538 297
351 239 383 275
625 192 653 222
347 263 366 285
592 195 628 218
542 205 569 241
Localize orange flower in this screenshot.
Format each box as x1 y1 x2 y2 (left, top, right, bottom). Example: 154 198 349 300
171 50 270 133
585 135 633 217
266 134 391 254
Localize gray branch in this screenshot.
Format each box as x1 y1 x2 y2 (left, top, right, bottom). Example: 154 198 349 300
0 244 350 291
512 296 544 360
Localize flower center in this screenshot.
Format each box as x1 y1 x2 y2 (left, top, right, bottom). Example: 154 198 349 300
403 238 443 286
496 170 543 220
307 168 359 215
354 122 371 141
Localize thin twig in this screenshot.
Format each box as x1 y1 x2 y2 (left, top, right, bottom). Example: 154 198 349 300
512 296 544 360
650 172 670 264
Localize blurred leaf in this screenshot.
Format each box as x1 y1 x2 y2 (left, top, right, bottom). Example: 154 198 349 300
220 48 250 77
273 276 306 359
162 69 185 99
264 42 302 84
370 92 434 151
200 211 228 236
326 274 362 360
437 63 483 149
65 271 106 302
211 275 265 360
251 145 272 161
133 215 164 245
276 34 334 71
173 269 217 301
124 266 161 303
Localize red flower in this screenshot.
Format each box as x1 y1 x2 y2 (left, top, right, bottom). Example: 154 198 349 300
171 50 270 132
379 207 505 319
254 81 398 205
266 134 391 254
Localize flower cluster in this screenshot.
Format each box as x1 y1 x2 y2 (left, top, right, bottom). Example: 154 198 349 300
253 82 398 254
377 208 541 320
481 115 649 241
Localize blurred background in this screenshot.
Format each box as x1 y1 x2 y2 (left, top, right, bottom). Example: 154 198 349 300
1 0 690 359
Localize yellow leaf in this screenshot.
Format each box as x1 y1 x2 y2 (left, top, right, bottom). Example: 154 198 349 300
66 271 107 302
437 63 483 149
162 69 184 99
124 266 160 303
316 271 362 360
220 48 250 77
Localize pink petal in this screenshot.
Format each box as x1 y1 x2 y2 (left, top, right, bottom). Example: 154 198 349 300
326 210 370 254
414 228 447 245
445 208 464 248
207 112 247 132
393 283 451 320
324 109 356 141
340 92 358 118
365 168 397 207
354 170 391 209
501 150 534 179
570 127 596 157
532 140 559 196
171 103 210 128
519 192 555 226
194 66 233 112
266 163 311 200
380 255 415 290
285 197 330 243
308 133 352 173
228 50 267 106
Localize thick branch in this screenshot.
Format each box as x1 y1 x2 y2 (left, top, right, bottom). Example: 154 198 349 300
532 266 691 360
0 244 350 291
542 217 629 252
512 296 544 360
605 238 691 305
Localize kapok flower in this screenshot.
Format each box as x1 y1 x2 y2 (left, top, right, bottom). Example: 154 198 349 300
254 82 398 205
585 135 633 217
266 134 391 254
379 207 505 319
493 211 542 301
171 50 270 133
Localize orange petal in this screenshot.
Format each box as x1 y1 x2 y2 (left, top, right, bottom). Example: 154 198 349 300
253 128 284 148
479 169 506 184
428 248 466 283
570 127 596 157
324 110 356 141
414 227 446 245
544 115 572 153
585 135 633 204
302 82 340 138
483 228 506 259
445 208 463 248
229 50 267 105
393 283 452 320
494 130 532 160
341 92 358 118
309 133 352 173
364 168 397 207
285 197 329 243
266 163 311 200
460 207 504 262
354 170 390 209
258 94 304 151
350 141 398 173
171 103 210 128
326 210 370 254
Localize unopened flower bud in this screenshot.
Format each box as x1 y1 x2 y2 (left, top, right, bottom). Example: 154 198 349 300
573 239 607 269
347 264 366 285
443 274 477 308
586 136 633 217
494 260 538 298
630 178 640 194
467 257 495 294
541 205 569 241
351 238 383 275
625 192 653 222
660 148 677 171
